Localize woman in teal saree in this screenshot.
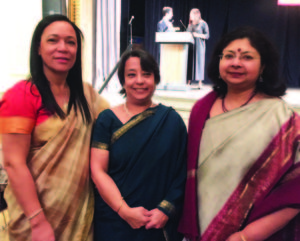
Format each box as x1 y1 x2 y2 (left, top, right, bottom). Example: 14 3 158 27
90 49 187 241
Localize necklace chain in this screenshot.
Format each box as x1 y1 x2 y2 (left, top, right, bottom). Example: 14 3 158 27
222 91 257 113
123 102 133 116
123 102 153 117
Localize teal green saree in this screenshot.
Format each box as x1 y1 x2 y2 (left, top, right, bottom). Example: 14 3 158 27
92 104 187 241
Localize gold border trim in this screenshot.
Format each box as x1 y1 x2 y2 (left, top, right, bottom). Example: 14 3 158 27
158 200 175 215
0 117 35 134
111 110 155 144
91 142 109 150
0 209 9 232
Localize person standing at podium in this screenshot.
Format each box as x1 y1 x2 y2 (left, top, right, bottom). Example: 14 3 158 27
157 7 176 32
187 8 209 88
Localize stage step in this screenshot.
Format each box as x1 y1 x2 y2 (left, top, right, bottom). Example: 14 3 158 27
153 94 194 125
153 92 300 126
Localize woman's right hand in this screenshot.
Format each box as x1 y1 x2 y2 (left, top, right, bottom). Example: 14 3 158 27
91 149 151 229
118 205 150 229
30 214 55 241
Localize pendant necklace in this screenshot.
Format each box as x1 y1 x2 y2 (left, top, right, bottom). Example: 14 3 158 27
222 91 257 113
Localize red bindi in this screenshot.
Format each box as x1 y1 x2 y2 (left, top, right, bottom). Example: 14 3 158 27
237 48 241 52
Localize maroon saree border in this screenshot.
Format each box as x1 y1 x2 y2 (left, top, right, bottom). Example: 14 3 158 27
178 91 217 240
201 113 300 240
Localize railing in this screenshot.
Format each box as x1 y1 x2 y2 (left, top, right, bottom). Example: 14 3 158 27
98 44 132 94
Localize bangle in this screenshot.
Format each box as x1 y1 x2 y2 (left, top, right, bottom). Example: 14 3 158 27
27 208 43 221
240 233 247 241
117 197 124 213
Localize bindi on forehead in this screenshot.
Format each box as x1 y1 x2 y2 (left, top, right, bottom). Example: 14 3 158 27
223 49 255 55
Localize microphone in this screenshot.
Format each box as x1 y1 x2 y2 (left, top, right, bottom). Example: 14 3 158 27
180 20 187 30
128 16 134 25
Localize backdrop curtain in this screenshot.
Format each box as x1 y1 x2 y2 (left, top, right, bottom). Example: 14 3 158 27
143 0 300 87
95 0 121 90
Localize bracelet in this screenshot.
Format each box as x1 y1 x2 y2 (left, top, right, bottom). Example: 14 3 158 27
27 208 43 221
240 233 247 241
117 197 124 213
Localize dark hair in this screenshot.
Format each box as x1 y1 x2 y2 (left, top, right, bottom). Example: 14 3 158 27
162 7 172 16
207 26 286 97
29 14 91 123
117 49 160 95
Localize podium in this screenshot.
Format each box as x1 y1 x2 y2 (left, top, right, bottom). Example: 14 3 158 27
155 32 194 90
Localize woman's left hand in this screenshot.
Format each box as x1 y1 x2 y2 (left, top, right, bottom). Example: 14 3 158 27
226 232 245 241
145 208 169 229
226 208 300 241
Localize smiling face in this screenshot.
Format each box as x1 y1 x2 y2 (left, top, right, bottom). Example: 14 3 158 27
123 57 156 105
38 21 77 78
219 38 264 91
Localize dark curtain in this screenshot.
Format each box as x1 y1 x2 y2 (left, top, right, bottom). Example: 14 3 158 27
141 0 300 87
120 0 131 56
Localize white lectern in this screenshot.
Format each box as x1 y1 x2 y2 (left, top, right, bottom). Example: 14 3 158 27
155 32 194 90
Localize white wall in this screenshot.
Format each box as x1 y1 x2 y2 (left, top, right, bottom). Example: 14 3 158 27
0 1 42 92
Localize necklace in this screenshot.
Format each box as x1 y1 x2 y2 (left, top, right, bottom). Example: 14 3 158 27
123 102 153 117
222 90 257 113
123 102 133 116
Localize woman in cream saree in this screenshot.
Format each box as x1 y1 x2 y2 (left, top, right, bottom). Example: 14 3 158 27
179 26 300 241
179 92 300 241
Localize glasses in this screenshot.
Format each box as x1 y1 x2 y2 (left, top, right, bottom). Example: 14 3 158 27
219 53 260 63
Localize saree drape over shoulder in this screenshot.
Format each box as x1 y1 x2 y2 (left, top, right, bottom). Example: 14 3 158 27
179 91 300 241
91 104 187 241
0 81 109 241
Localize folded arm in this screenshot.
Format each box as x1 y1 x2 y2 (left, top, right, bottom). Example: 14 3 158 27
146 116 187 229
90 148 150 229
227 207 300 241
192 32 208 39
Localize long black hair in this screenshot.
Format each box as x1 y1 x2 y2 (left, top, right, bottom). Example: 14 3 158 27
207 26 286 97
29 14 91 123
